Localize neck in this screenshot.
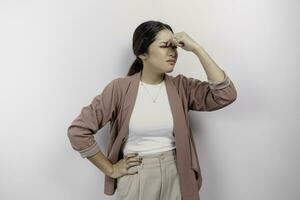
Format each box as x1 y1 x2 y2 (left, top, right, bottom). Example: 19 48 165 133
140 69 165 85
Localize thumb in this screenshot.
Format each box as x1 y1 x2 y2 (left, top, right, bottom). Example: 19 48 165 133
128 166 139 175
127 170 138 175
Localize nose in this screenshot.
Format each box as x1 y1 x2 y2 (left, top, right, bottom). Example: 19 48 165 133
171 50 177 57
169 51 177 59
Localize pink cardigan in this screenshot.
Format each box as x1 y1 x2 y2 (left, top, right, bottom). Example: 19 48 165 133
67 70 237 200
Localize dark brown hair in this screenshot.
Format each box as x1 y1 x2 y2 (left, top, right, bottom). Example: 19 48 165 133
127 20 174 76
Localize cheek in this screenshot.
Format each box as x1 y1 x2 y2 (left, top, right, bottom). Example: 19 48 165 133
157 49 168 59
148 48 168 63
151 51 165 61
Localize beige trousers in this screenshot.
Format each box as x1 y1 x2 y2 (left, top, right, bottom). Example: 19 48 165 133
116 149 182 200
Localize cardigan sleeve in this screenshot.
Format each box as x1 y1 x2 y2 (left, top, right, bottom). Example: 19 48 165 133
181 70 237 111
67 79 120 158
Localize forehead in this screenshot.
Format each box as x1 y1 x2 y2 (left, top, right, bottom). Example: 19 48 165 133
155 29 173 43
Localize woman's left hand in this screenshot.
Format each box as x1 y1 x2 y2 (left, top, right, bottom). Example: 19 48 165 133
170 32 200 52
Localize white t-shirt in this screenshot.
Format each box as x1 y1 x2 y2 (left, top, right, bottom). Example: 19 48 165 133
122 79 176 156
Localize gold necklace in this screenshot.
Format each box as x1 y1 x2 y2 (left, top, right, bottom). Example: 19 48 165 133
140 80 164 103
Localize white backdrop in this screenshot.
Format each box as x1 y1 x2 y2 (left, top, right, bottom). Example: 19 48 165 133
1 0 299 200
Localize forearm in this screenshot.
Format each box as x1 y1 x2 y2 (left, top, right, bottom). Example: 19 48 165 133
192 44 226 82
87 150 114 177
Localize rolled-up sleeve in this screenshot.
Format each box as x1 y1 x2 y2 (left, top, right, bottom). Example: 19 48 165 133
67 79 120 158
181 70 237 111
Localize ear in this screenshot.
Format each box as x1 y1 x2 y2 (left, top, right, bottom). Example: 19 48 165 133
138 53 148 61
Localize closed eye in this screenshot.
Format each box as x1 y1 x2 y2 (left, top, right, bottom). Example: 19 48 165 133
161 45 177 49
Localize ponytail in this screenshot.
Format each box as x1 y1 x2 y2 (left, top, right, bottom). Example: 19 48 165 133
126 57 143 76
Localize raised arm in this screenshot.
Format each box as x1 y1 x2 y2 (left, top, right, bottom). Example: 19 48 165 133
187 43 237 111
181 70 237 111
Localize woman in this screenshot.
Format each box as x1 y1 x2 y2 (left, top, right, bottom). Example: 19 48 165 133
67 20 237 200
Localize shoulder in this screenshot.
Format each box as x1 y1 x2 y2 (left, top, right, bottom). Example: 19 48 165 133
111 75 132 90
103 74 135 98
113 75 132 85
113 71 146 89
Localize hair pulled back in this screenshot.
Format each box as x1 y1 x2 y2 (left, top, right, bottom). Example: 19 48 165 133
127 20 173 76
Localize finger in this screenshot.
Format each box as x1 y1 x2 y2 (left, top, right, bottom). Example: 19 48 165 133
172 36 181 47
128 170 138 175
174 40 184 47
126 153 139 159
167 40 172 47
178 42 184 47
170 37 177 45
126 161 141 169
127 165 139 174
128 156 142 162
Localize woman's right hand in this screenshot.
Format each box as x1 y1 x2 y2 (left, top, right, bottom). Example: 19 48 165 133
109 153 142 179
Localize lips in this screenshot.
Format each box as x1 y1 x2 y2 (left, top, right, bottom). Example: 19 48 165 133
166 59 176 65
167 59 176 62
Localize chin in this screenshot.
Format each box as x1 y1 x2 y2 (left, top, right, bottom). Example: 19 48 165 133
166 67 174 73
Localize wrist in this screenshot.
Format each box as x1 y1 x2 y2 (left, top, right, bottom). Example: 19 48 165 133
107 164 115 178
